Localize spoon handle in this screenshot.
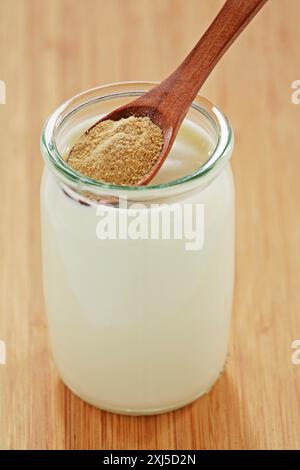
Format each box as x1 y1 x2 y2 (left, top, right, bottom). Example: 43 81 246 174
141 0 268 126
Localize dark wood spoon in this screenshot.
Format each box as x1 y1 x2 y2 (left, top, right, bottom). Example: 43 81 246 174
88 0 268 185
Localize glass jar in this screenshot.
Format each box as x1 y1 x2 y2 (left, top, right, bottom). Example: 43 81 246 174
40 82 234 415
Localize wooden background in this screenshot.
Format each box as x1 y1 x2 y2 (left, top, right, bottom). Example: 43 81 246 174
0 0 300 450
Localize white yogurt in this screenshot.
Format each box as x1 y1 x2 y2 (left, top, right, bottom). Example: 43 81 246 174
41 86 235 414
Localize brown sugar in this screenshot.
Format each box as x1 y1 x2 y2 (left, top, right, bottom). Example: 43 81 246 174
67 116 164 185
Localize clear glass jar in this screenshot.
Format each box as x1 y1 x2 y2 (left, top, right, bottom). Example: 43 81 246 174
40 82 234 415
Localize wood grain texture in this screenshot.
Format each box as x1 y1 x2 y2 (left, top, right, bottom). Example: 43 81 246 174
0 0 300 450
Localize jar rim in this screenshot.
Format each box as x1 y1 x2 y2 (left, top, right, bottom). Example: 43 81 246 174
41 81 233 193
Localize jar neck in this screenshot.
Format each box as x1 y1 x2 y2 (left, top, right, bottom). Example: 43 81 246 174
41 82 233 202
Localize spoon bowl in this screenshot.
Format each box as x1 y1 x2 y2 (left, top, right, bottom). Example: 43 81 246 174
87 98 175 185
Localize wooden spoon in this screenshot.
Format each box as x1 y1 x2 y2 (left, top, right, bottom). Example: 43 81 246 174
87 0 268 185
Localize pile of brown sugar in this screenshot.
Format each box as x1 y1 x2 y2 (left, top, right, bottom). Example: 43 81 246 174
67 116 164 185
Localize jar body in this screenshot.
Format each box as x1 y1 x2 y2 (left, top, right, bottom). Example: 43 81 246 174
40 163 235 414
